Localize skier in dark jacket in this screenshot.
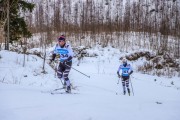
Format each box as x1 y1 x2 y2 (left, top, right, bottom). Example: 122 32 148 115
50 35 74 93
117 58 133 95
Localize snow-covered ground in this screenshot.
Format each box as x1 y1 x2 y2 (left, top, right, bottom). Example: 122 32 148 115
0 48 180 120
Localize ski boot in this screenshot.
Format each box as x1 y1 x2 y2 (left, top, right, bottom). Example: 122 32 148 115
66 85 71 93
127 88 130 96
123 91 126 95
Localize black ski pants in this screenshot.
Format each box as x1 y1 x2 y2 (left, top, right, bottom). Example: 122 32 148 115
57 61 72 81
121 76 130 91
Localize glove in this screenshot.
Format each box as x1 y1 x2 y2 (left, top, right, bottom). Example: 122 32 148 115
63 59 68 64
49 54 56 64
49 59 54 64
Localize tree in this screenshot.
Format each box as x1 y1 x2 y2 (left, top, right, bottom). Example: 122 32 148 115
0 0 8 50
0 0 35 50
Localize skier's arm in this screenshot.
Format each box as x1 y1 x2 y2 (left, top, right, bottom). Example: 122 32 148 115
117 72 121 78
117 71 120 76
117 65 121 77
51 54 56 61
63 44 73 64
129 70 133 75
67 56 72 61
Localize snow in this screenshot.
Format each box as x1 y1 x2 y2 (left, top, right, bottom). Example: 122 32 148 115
0 48 180 120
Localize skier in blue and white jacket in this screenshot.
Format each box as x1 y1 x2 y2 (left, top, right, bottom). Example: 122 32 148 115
50 35 74 93
117 58 133 95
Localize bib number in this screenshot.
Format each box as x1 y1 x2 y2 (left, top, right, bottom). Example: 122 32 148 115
61 54 68 58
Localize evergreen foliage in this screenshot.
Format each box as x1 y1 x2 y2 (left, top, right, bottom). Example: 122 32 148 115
0 0 35 43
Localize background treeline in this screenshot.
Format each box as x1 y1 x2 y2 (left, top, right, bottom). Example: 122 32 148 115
0 0 179 59
29 0 180 36
25 0 180 58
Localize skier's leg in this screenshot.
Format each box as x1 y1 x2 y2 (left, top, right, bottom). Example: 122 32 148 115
64 62 72 93
57 63 64 79
125 79 130 96
61 76 66 88
121 78 126 94
57 63 67 87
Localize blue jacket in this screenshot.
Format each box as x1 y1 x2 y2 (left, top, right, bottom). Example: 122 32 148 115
117 63 133 77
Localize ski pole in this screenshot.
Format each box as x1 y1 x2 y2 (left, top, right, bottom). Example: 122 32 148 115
117 77 120 84
65 63 90 78
51 61 56 78
129 77 134 96
59 78 64 86
54 61 59 78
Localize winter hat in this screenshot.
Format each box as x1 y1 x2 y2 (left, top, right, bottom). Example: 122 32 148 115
122 58 127 63
58 35 65 41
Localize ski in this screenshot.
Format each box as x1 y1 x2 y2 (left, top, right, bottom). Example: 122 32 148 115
115 92 123 95
41 87 64 93
51 91 79 95
59 85 80 90
41 86 79 94
115 92 131 96
71 85 79 90
54 87 65 91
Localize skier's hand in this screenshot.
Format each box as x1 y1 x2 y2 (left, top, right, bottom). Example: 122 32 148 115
117 71 121 78
49 59 53 64
63 60 67 64
118 75 121 78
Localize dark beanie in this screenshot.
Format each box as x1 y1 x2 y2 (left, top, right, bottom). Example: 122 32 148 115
58 35 65 41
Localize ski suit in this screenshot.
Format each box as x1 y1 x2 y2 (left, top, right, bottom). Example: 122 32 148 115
52 43 74 87
117 63 133 95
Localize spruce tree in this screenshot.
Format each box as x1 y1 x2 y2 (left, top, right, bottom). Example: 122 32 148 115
0 0 35 49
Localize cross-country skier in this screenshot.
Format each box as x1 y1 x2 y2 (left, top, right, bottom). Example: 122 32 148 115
50 35 74 93
117 58 133 95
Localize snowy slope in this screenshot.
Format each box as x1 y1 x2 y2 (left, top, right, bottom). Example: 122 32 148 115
0 49 180 120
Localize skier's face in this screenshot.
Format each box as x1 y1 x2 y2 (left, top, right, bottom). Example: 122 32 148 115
58 40 65 46
123 62 127 67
